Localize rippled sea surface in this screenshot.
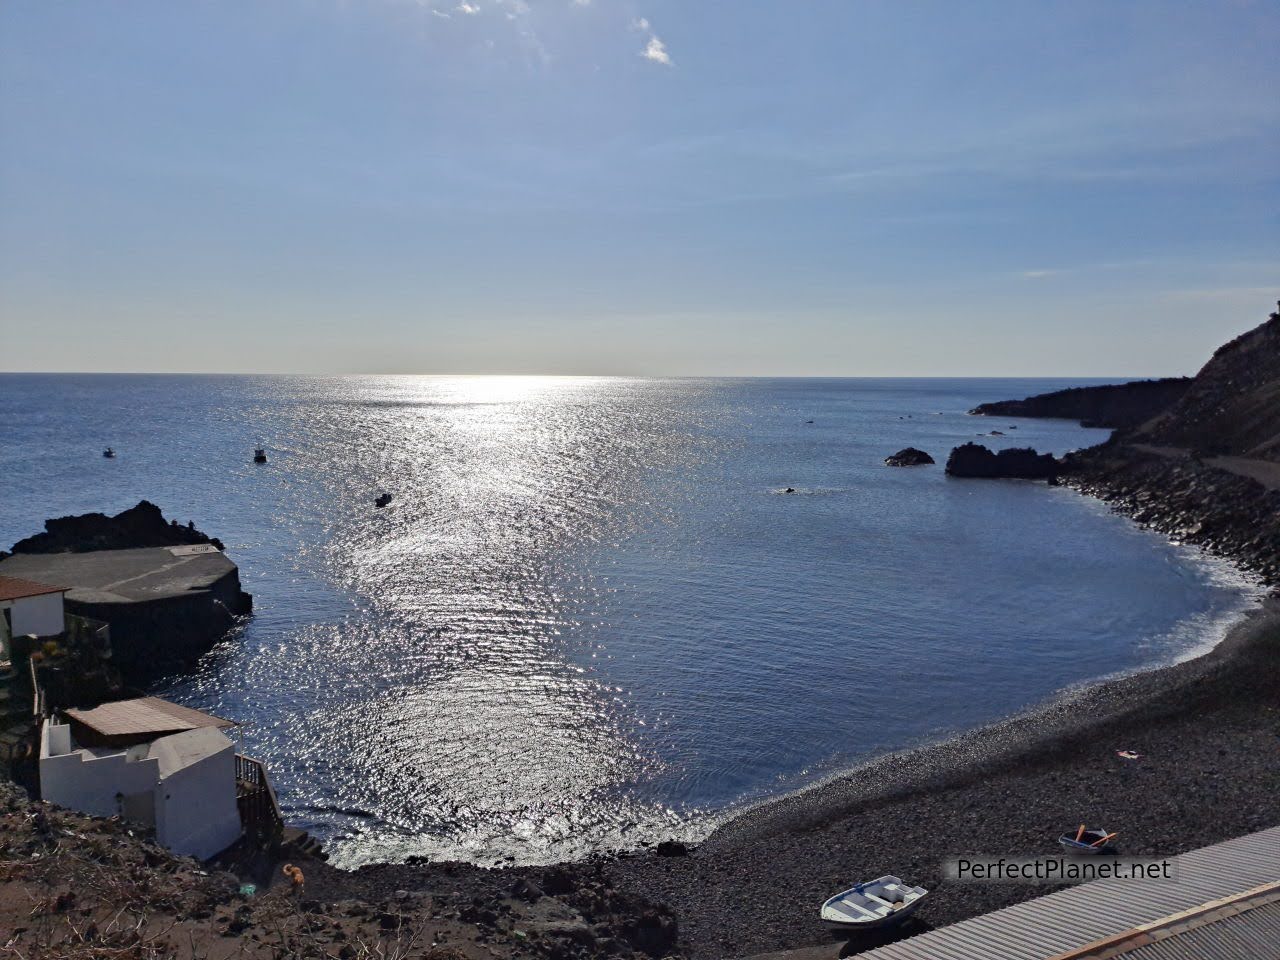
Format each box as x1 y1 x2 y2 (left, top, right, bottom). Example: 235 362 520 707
0 375 1260 866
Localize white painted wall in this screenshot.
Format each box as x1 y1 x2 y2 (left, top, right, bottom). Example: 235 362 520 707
39 722 243 860
9 593 65 637
152 732 242 860
39 723 159 820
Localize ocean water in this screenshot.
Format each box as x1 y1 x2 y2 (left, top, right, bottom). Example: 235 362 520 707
0 375 1260 866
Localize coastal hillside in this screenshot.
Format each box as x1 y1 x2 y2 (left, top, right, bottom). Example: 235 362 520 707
1129 300 1280 460
969 377 1190 428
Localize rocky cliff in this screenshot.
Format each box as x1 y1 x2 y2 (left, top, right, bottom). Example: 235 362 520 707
969 299 1280 584
969 378 1191 429
1128 301 1280 460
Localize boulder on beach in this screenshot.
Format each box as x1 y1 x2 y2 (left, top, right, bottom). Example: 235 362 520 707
884 447 935 467
945 442 1060 480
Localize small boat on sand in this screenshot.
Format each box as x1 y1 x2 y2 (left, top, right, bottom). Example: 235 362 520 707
820 876 929 932
1059 826 1117 854
102 448 115 458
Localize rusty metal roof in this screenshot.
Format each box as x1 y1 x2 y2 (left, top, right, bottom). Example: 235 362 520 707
0 575 67 602
64 697 234 741
861 826 1280 960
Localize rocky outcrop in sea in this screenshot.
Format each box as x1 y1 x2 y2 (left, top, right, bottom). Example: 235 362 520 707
884 447 935 466
6 500 225 556
945 443 1060 480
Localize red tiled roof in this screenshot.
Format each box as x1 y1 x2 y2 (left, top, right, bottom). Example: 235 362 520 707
0 576 68 602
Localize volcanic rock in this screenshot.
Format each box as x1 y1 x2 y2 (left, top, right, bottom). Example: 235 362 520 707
945 443 1060 480
884 447 935 467
8 500 224 555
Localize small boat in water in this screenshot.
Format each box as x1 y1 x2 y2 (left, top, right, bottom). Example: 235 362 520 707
375 492 393 508
820 876 929 932
102 448 115 459
1059 825 1117 854
253 448 267 464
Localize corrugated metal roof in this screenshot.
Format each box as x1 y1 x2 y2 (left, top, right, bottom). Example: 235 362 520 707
0 575 67 602
860 826 1280 960
1092 894 1280 960
65 696 234 739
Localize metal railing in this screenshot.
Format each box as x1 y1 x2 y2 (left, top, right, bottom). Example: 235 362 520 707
235 754 284 844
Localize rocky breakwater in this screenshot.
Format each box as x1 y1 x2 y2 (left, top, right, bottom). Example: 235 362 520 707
944 442 1060 480
0 502 252 682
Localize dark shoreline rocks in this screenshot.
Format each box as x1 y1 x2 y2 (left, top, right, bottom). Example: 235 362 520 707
969 377 1191 429
1062 445 1280 584
6 500 225 557
944 442 1060 480
884 447 935 466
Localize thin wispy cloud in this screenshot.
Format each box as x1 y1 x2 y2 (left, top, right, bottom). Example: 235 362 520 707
631 16 672 66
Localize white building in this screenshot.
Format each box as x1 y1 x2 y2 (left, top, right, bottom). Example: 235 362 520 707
39 697 247 860
0 576 68 653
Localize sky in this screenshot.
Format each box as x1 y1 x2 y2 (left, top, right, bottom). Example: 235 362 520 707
1 0 1277 376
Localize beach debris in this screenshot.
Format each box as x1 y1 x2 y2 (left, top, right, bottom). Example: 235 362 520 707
1059 826 1117 854
1116 750 1142 760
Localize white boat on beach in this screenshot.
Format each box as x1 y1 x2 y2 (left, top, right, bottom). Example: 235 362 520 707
819 875 929 932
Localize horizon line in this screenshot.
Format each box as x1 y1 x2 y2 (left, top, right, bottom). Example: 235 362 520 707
0 370 1179 380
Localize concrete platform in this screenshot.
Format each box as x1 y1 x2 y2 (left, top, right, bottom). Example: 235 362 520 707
0 546 251 676
0 545 235 605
